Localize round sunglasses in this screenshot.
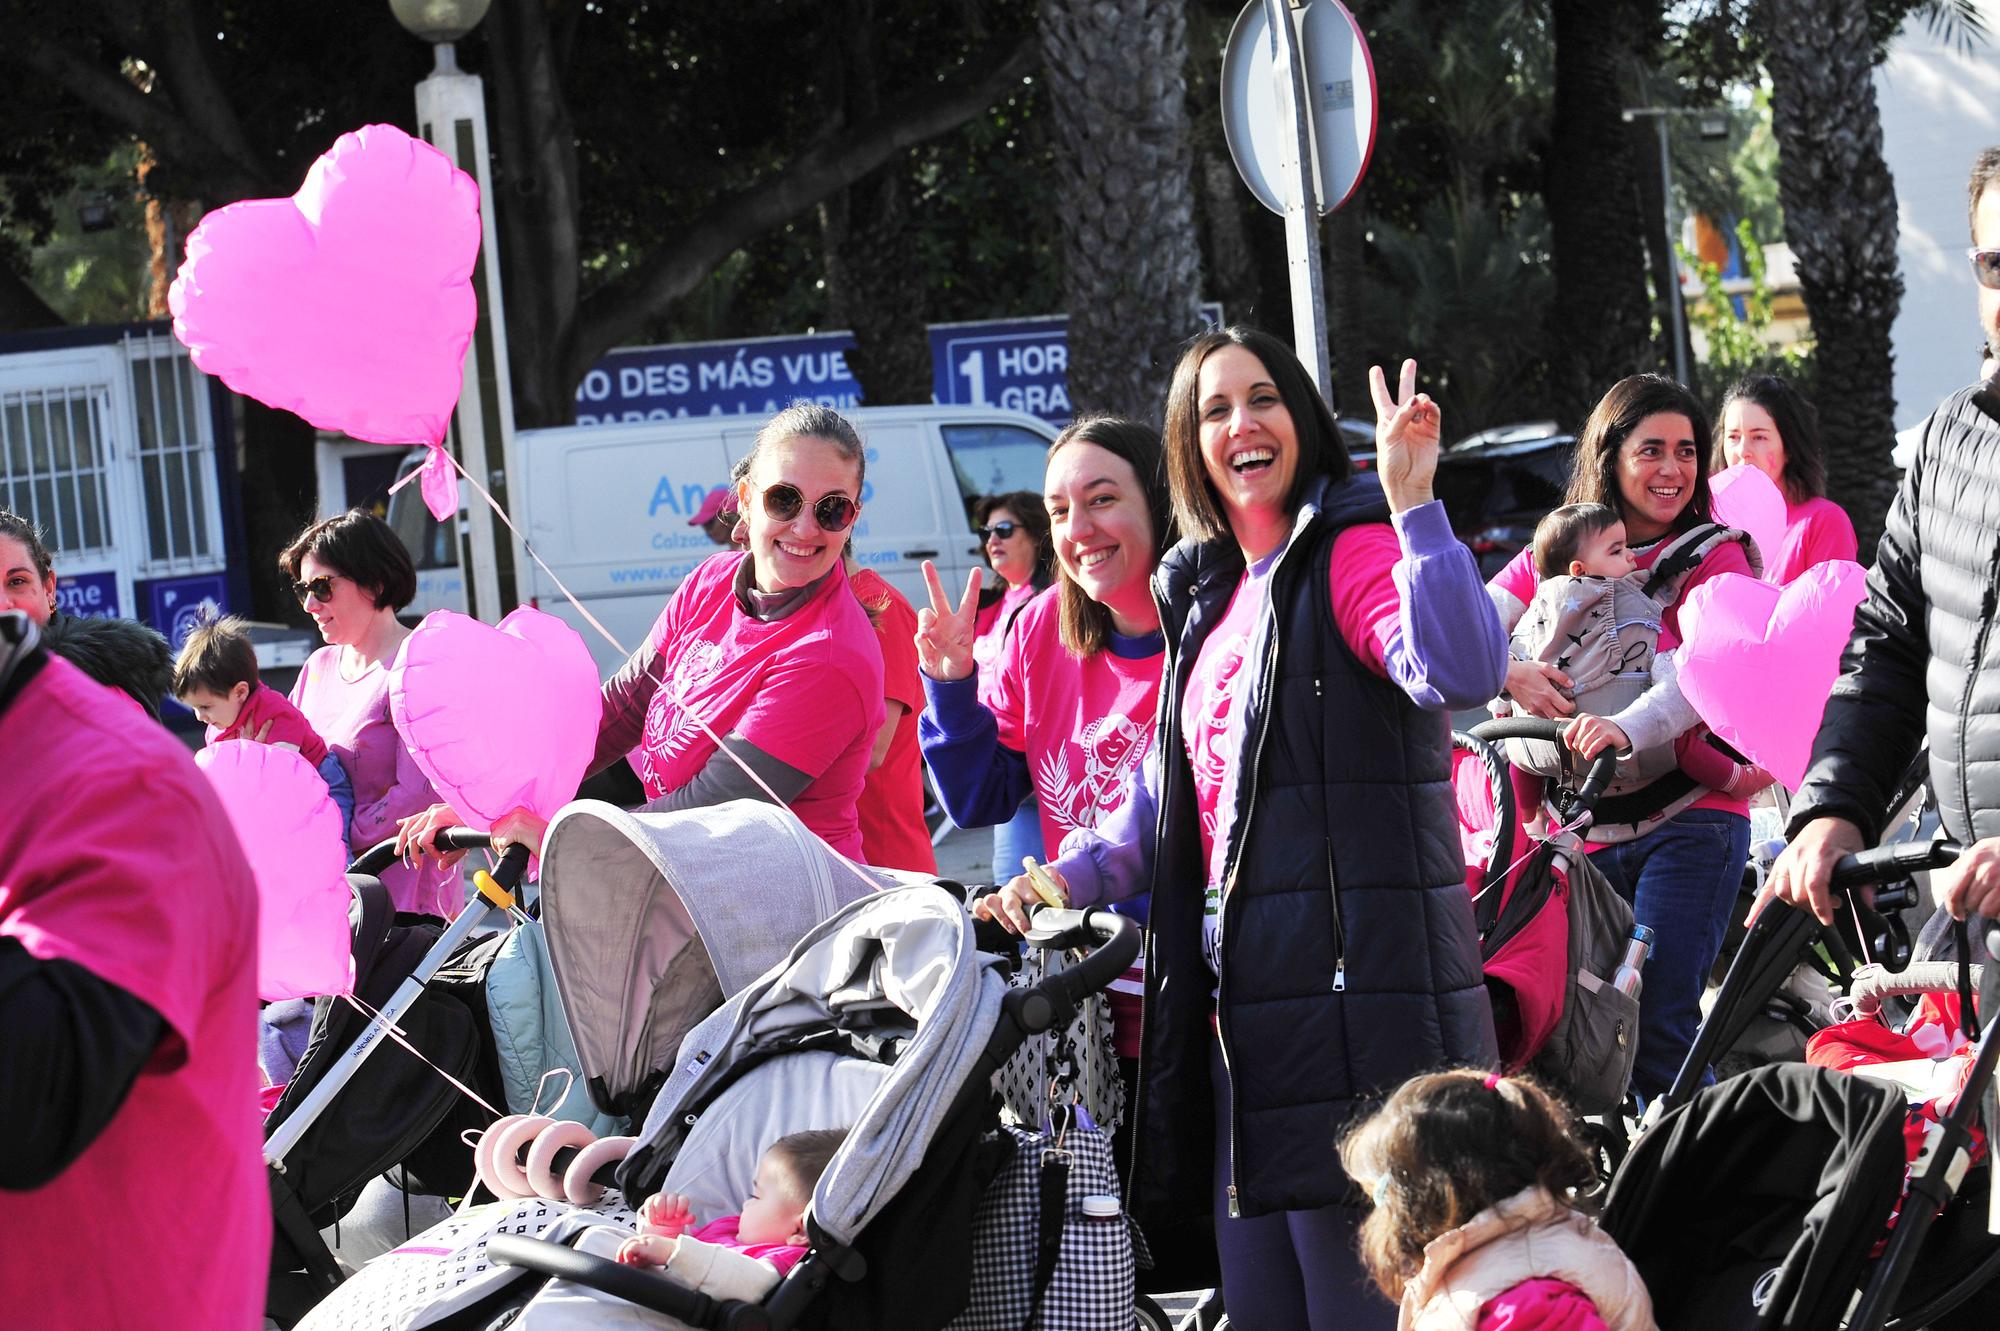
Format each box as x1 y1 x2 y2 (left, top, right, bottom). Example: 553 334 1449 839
750 480 859 533
978 521 1023 541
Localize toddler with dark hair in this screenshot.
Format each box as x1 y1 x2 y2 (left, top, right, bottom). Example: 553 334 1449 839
1341 1070 1656 1330
174 610 355 842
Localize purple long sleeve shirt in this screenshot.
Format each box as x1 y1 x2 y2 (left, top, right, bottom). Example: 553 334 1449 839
1053 498 1506 908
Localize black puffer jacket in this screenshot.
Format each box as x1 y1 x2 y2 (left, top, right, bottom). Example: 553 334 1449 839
1132 473 1499 1222
1793 383 2000 842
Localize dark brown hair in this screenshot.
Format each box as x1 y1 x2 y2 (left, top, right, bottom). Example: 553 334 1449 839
0 510 54 582
1339 1069 1596 1302
1969 146 2000 237
1563 374 1714 535
1714 374 1825 504
1044 415 1173 658
767 1127 849 1201
1531 503 1623 579
279 509 418 611
1162 326 1351 543
172 609 260 698
972 491 1054 593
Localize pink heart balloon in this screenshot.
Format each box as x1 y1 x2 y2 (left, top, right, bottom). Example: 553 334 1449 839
1709 465 1787 583
195 740 354 1001
168 123 480 446
390 607 602 830
1675 561 1868 791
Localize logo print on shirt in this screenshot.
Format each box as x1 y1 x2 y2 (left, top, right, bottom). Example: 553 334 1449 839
1187 638 1249 859
1036 713 1154 835
639 638 727 788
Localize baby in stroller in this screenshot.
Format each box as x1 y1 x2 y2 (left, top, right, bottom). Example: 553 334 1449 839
1341 1068 1657 1331
1505 503 1764 801
616 1128 848 1298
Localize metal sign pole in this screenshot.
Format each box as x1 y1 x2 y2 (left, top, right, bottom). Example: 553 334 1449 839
1265 0 1330 397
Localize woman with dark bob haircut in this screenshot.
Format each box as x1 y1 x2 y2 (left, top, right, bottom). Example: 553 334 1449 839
976 326 1508 1328
279 509 452 914
1488 373 1765 1103
1713 372 1858 581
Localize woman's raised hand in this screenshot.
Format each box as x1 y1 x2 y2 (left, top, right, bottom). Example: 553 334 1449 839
1370 358 1442 514
914 560 982 682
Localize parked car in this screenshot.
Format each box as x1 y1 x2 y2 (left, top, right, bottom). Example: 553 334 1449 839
1431 423 1577 578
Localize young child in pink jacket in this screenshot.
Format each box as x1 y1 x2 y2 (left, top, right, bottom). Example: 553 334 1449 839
1341 1070 1657 1331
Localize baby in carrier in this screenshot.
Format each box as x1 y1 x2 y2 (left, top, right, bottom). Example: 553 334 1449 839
1504 503 1764 804
614 1128 847 1302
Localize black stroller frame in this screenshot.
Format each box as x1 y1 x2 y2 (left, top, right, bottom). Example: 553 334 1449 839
1656 840 2000 1331
477 903 1143 1330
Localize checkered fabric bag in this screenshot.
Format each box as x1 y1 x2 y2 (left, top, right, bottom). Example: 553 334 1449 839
946 1116 1136 1331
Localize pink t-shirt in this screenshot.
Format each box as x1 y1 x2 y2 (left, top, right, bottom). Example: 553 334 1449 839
973 579 1040 709
634 554 884 860
208 680 330 767
1490 535 1754 819
688 1214 808 1277
292 645 455 915
0 656 268 1329
1773 495 1859 584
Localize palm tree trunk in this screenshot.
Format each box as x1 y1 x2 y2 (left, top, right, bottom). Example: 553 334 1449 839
1755 0 1902 557
1040 0 1205 423
1544 0 1658 423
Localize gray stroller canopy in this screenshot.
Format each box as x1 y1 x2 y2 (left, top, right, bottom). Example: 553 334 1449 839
625 885 1009 1246
538 798 914 1112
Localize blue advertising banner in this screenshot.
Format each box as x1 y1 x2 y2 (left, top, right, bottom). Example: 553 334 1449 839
55 569 119 619
144 573 228 649
572 307 1223 426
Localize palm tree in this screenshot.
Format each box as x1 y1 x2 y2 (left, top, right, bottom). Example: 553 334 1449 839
1754 0 1903 553
1040 0 1204 422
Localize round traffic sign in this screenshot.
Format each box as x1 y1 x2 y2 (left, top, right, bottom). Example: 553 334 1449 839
1219 0 1378 217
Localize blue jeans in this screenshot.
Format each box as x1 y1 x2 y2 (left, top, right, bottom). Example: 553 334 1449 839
1588 808 1751 1098
990 796 1043 881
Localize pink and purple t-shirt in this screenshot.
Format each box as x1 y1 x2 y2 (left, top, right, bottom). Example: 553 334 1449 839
633 553 884 860
1772 495 1858 584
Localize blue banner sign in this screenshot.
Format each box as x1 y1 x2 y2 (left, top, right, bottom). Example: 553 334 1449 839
55 569 119 619
572 307 1223 426
145 573 228 649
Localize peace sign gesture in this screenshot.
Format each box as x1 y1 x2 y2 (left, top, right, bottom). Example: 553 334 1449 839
915 560 983 682
1370 358 1442 514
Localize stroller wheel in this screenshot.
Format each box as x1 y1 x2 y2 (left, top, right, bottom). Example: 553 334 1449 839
1135 1293 1172 1331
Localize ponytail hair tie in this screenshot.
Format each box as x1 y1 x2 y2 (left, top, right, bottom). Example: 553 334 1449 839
1482 1073 1503 1091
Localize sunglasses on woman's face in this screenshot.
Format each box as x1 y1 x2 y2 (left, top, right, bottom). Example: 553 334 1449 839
1969 248 2000 290
291 574 341 606
753 481 858 533
979 521 1022 542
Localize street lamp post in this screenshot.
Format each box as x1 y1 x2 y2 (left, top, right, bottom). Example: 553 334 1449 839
1621 106 1731 390
389 0 522 621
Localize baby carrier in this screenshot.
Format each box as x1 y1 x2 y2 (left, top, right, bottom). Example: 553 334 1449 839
1505 522 1759 813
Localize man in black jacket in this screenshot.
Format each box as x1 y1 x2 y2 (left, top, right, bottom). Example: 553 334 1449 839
1771 147 2000 929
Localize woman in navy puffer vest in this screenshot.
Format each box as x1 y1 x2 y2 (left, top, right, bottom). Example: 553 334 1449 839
977 327 1506 1329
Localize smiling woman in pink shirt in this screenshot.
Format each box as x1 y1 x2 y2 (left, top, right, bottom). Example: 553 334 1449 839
282 510 455 916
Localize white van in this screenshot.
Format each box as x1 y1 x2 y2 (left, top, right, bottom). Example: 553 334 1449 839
375 405 1058 672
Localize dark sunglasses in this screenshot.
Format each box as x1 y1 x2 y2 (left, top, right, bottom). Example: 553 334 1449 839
978 521 1022 541
1969 248 2000 291
291 574 340 605
754 481 858 533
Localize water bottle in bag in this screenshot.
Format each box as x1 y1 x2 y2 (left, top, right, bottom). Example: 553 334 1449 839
1612 924 1654 999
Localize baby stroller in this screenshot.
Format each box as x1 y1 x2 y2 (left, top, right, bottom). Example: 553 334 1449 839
274 800 889 1328
1604 841 2000 1331
297 827 1143 1330
1452 717 1640 1118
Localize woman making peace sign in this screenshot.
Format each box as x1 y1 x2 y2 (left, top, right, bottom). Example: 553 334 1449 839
977 328 1507 1330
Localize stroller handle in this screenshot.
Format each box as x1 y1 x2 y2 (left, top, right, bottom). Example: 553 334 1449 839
347 828 498 879
485 1235 731 1326
1004 907 1142 1038
1468 717 1620 807
1828 837 1960 887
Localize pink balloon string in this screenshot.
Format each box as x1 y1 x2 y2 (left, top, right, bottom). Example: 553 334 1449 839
338 987 503 1118
420 444 889 896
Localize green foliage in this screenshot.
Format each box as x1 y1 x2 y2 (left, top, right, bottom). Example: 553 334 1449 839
5 145 151 325
1682 216 1814 406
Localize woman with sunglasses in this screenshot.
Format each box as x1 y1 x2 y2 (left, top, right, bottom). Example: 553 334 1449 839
402 404 885 864
281 509 454 915
966 491 1055 873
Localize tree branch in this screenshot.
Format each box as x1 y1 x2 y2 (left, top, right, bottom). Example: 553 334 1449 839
572 34 1037 377
6 32 270 202
146 0 270 193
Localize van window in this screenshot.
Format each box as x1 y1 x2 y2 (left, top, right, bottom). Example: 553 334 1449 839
940 423 1052 522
